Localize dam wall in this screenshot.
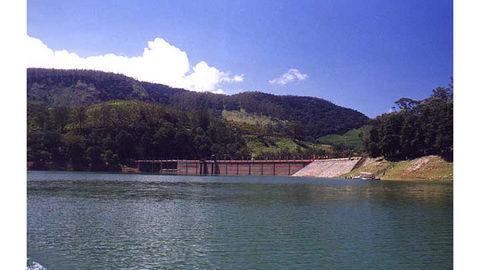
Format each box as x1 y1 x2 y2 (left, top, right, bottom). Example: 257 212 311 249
136 159 312 176
136 158 364 177
292 157 363 178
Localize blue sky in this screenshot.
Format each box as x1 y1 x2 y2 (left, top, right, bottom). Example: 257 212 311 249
27 0 452 117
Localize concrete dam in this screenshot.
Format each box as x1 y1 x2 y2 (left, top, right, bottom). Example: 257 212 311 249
135 159 313 176
292 157 365 178
135 157 365 178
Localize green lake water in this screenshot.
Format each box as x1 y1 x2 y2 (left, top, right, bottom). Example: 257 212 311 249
27 171 452 269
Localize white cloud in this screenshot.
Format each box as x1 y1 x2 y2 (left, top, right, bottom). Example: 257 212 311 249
269 68 308 85
27 36 243 93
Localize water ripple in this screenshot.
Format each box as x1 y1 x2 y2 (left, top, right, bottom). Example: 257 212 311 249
27 171 452 269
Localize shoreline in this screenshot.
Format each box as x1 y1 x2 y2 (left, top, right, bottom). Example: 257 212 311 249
27 155 453 181
27 169 452 182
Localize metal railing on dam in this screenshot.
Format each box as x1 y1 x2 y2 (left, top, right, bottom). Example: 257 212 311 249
135 159 314 176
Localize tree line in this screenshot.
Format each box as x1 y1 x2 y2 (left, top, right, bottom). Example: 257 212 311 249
27 100 249 171
364 85 453 161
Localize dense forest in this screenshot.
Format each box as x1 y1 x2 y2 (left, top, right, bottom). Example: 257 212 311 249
364 85 453 161
27 100 251 170
27 68 369 138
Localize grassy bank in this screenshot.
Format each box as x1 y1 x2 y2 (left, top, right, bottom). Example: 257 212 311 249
342 155 453 181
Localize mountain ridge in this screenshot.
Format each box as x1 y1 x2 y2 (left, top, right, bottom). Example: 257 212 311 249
27 68 369 139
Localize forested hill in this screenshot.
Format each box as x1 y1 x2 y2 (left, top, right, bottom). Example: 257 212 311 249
27 68 369 138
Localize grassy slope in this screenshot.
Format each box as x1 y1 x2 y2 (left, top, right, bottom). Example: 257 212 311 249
223 109 331 158
343 155 453 180
243 135 332 158
316 125 371 150
222 109 285 126
244 135 298 158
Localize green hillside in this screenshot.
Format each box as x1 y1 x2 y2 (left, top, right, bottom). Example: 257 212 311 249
27 68 369 138
222 109 285 127
222 109 338 159
243 135 333 159
316 126 372 151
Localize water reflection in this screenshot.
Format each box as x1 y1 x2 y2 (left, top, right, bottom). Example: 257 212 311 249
28 171 452 269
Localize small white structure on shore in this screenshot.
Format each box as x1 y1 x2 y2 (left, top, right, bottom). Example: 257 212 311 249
353 172 377 180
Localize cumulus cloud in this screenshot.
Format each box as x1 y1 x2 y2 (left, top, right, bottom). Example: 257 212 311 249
27 36 243 93
269 68 308 85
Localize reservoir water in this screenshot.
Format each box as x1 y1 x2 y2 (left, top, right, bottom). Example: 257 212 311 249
27 171 452 269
